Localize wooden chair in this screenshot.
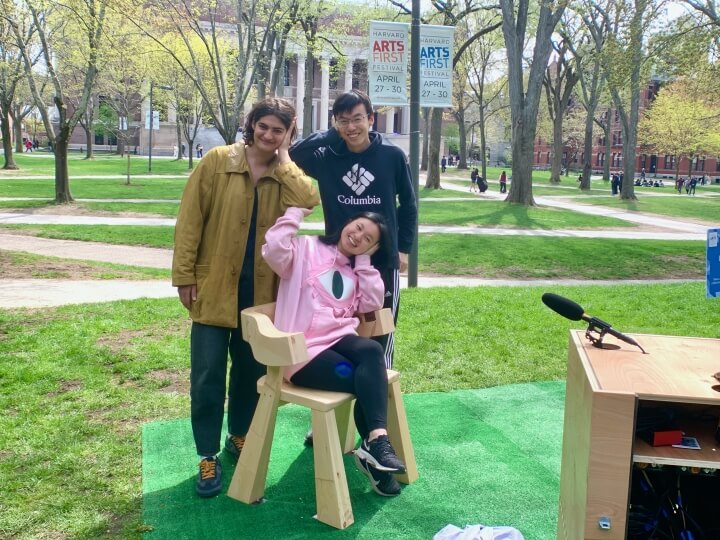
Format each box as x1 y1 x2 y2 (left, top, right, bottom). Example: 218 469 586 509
227 302 418 529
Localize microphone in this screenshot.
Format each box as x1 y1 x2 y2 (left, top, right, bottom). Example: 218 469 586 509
542 293 647 353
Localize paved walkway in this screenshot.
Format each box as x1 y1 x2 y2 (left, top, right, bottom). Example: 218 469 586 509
0 179 712 308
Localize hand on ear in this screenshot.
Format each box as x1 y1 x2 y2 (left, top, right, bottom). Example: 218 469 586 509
364 242 380 256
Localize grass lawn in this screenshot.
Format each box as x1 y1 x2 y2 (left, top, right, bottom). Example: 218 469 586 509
0 194 637 228
576 195 720 223
0 224 706 280
0 282 717 539
0 178 190 199
1 152 193 177
417 200 634 228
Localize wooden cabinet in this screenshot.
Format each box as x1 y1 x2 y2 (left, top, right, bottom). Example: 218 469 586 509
556 332 720 540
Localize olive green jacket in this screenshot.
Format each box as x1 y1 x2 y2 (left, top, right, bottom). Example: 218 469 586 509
172 142 320 328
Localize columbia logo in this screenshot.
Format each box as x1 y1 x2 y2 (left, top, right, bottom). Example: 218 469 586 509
342 164 375 195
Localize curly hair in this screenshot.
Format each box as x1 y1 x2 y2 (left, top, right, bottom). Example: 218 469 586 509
243 97 296 146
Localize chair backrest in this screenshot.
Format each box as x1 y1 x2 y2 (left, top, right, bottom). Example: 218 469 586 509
240 303 395 367
241 303 308 367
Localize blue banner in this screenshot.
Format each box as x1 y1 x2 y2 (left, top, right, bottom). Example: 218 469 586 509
708 228 720 298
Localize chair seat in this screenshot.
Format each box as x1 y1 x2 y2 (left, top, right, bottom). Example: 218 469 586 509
258 370 401 412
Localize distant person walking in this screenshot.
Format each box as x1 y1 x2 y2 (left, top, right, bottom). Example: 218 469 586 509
470 168 478 192
24 139 33 152
499 170 507 193
441 156 447 173
196 143 203 158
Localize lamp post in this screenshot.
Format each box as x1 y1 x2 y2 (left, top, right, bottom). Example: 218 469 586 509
147 81 173 173
407 0 420 287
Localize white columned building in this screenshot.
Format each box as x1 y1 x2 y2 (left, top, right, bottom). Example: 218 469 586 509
344 60 353 92
319 58 330 130
384 108 395 135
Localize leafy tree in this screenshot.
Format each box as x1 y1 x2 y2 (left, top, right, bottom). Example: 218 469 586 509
638 79 720 179
566 1 610 188
127 0 289 145
420 1 501 189
3 0 107 203
543 37 580 183
499 0 567 205
0 9 49 168
597 0 665 200
464 11 508 181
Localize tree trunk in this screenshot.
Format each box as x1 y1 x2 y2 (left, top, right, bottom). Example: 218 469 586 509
507 118 536 204
603 116 611 181
303 52 314 138
581 104 595 190
550 116 563 183
187 137 195 170
421 108 430 171
85 128 94 159
479 115 488 181
54 131 73 203
1 110 18 169
176 122 183 160
425 108 443 188
457 109 467 170
12 108 24 154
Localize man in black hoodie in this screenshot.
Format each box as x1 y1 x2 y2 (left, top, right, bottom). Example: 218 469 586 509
290 90 417 370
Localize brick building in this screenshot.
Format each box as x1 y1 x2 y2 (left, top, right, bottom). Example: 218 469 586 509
532 79 720 180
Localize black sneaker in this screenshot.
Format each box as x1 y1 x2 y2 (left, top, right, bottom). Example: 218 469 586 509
196 456 222 498
304 429 313 447
355 435 406 473
224 434 245 461
354 453 401 497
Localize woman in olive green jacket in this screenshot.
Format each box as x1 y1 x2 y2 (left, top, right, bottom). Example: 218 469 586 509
172 98 320 497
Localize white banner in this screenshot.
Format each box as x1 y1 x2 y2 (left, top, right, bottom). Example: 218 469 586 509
419 25 455 108
368 21 409 106
145 110 159 130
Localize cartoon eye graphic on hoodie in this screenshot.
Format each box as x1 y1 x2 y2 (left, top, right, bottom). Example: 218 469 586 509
317 269 354 300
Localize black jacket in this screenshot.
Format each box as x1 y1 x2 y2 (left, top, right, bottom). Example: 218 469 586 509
290 128 418 269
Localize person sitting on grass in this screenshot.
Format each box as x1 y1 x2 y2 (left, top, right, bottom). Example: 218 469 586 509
261 207 407 497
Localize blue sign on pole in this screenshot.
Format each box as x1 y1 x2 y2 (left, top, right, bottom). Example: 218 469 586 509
707 228 720 298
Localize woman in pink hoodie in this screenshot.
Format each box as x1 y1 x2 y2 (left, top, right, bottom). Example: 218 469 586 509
262 207 406 497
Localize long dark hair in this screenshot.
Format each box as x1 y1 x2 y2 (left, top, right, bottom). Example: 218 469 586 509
319 211 392 269
243 97 296 146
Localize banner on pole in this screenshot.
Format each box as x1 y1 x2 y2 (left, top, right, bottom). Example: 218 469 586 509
368 21 409 106
419 25 455 108
145 110 160 130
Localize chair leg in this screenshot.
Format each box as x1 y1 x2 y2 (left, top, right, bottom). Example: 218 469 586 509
227 377 280 503
386 378 419 485
335 399 357 454
311 409 354 529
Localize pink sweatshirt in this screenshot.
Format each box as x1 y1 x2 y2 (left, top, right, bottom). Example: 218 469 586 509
262 207 385 379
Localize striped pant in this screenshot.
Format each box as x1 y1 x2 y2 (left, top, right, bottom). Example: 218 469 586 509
374 267 400 369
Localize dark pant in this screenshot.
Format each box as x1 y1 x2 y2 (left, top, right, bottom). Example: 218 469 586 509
189 277 265 457
290 335 387 440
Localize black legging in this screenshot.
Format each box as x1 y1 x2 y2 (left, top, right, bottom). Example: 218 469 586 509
290 334 388 440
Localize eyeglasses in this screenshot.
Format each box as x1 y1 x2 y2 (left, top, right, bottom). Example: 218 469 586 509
335 114 370 128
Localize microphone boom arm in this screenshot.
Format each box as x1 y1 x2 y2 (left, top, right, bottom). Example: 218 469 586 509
586 316 647 354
